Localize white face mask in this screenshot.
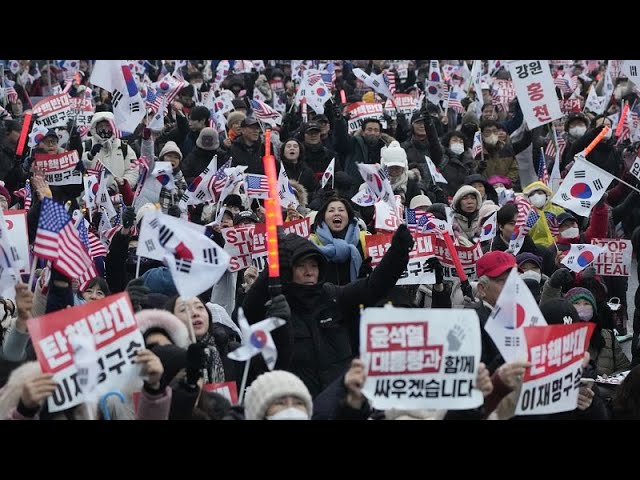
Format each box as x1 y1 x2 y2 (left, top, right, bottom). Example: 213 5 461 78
521 270 542 284
574 305 594 321
603 129 612 140
450 143 464 155
266 407 309 420
267 407 309 420
529 193 547 208
484 134 499 146
569 126 586 137
561 227 579 238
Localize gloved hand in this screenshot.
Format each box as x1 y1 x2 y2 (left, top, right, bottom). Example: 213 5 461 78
425 257 444 285
478 160 488 172
549 268 573 290
391 224 415 252
581 266 597 280
265 294 291 321
186 343 206 387
358 257 373 278
460 279 474 301
121 206 136 228
167 205 181 218
90 143 102 157
332 103 343 120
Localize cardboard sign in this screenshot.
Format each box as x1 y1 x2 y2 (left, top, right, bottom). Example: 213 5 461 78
33 93 73 129
27 293 144 413
591 238 632 277
360 307 483 410
345 102 385 134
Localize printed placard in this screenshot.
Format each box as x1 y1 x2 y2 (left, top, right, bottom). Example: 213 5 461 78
510 60 562 128
32 150 82 185
365 233 436 285
360 307 483 410
591 238 632 277
3 210 29 273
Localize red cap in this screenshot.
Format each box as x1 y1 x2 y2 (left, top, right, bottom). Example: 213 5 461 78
476 251 516 278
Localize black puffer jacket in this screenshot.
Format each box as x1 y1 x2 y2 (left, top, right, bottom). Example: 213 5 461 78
242 232 410 397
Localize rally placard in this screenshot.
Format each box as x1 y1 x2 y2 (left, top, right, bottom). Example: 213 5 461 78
516 323 594 416
33 93 73 129
27 293 145 413
69 95 95 127
32 150 82 186
360 307 483 410
510 60 562 128
251 217 310 271
365 233 436 285
203 381 238 404
222 225 255 272
383 94 417 118
3 210 29 273
491 79 516 110
345 102 385 134
591 238 632 277
434 239 483 281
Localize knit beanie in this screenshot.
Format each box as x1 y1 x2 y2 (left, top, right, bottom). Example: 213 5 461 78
141 267 178 297
380 141 408 169
564 287 597 315
244 370 312 420
158 141 183 162
196 127 220 151
226 111 246 128
540 298 580 325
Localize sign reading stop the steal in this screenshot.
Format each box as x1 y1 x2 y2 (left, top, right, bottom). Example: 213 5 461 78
591 238 632 277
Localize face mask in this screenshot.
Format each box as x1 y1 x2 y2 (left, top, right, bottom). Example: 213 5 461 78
607 297 622 311
450 143 464 155
484 134 499 146
520 270 541 284
529 193 547 208
574 304 594 321
495 186 505 195
97 129 113 140
561 227 579 239
569 126 586 137
603 129 612 140
266 407 309 420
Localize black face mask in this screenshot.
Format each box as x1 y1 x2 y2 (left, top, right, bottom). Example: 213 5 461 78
364 134 379 146
97 129 113 140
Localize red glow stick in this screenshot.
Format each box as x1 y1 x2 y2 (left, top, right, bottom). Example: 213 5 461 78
442 231 468 282
16 112 32 156
584 126 610 156
340 89 347 104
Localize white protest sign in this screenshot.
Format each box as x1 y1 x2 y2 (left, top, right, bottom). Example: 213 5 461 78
222 225 255 272
516 323 594 416
32 150 82 186
509 60 562 128
3 210 29 273
591 238 632 277
360 306 483 410
365 233 436 285
27 293 145 413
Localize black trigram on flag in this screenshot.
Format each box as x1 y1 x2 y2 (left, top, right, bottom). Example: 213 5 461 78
196 191 206 200
568 255 575 263
580 200 591 208
504 336 521 347
574 170 586 179
561 193 570 201
129 102 141 113
175 258 192 273
158 225 174 247
150 218 160 229
631 65 638 77
112 89 123 109
180 193 189 203
530 315 540 326
10 246 19 262
145 239 156 252
202 247 218 264
593 179 604 190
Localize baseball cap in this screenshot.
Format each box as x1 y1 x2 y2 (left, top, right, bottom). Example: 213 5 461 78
557 212 577 226
303 121 322 133
241 116 260 127
476 251 516 278
233 210 259 225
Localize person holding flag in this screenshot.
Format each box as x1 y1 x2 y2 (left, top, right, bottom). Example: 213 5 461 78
380 141 425 206
242 224 415 398
451 185 483 244
485 203 540 256
279 139 319 203
566 115 618 176
522 180 565 249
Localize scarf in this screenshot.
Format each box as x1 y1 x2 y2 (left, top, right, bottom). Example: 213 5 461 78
315 221 362 282
197 332 226 383
389 170 409 194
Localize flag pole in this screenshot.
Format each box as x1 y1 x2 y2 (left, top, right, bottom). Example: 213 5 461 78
238 359 251 405
185 301 197 345
27 255 38 292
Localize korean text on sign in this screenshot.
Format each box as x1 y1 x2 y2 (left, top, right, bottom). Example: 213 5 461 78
510 60 563 128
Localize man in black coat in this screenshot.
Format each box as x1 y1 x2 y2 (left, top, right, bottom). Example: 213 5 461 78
242 224 415 397
229 116 273 175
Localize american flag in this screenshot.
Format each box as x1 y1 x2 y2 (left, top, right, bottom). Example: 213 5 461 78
76 220 99 289
244 173 270 198
249 99 281 125
515 196 532 229
34 197 94 279
472 131 483 159
383 70 396 97
144 86 163 114
512 208 539 241
2 79 18 103
553 74 574 95
447 86 465 114
87 158 108 177
13 181 32 211
405 208 434 233
544 211 559 237
538 148 549 186
212 158 232 194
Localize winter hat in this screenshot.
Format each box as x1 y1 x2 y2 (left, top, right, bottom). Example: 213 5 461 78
564 287 597 315
150 344 187 387
136 202 158 225
141 267 178 297
380 141 408 168
452 185 482 212
139 292 170 310
244 370 313 420
196 127 220 151
487 175 513 189
409 194 432 210
523 180 553 197
136 308 190 349
516 252 543 271
540 298 580 325
158 141 183 162
226 111 246 128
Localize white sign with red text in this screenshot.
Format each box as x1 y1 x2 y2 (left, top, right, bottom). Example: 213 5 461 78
365 233 436 285
591 238 632 277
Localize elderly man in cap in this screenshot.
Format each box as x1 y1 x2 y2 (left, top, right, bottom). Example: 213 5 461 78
466 250 517 373
296 121 338 179
229 116 273 175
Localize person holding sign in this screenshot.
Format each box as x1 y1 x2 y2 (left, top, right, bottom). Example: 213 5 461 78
242 224 415 397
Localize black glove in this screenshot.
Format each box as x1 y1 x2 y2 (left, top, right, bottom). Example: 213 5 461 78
478 160 488 172
121 206 136 228
167 205 181 218
186 343 206 387
581 266 597 280
358 257 373 278
425 257 444 285
391 224 415 252
90 143 102 157
460 279 473 300
265 294 291 321
549 268 573 290
333 103 343 120
126 284 150 310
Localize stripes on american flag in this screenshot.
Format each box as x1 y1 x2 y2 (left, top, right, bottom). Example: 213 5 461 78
544 211 559 237
538 148 549 186
213 159 232 194
553 74 574 95
472 131 483 159
512 207 539 241
383 70 396 97
34 197 94 279
13 181 32 211
244 173 270 197
447 86 465 114
249 99 281 122
2 79 18 103
405 208 434 234
514 196 532 230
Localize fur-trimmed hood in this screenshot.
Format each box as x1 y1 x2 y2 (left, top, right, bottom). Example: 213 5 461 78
452 185 482 213
353 129 395 146
136 308 190 349
288 179 308 207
